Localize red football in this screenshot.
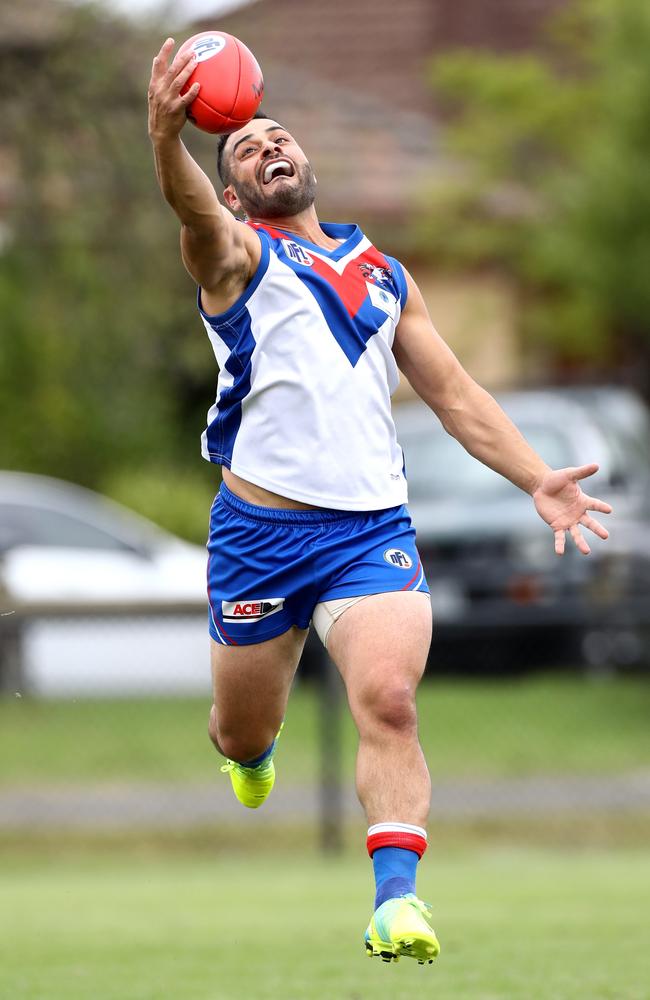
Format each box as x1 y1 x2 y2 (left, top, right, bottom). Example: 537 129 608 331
178 31 264 135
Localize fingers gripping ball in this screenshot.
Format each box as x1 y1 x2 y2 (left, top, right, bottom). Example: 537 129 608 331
179 31 264 134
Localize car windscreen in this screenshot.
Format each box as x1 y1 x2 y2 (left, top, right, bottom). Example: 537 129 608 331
399 424 574 500
0 503 141 553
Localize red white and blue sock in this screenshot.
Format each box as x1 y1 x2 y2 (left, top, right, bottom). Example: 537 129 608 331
367 822 428 910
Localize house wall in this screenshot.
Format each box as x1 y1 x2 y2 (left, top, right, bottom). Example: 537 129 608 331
394 269 520 400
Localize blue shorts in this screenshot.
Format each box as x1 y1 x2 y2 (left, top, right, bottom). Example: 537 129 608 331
206 484 429 645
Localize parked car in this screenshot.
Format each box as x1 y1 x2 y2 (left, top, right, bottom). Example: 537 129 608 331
0 472 211 695
393 387 650 672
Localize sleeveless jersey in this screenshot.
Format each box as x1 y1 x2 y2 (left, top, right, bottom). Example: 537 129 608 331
198 221 409 511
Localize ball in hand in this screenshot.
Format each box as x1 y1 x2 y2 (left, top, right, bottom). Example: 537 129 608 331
179 31 264 135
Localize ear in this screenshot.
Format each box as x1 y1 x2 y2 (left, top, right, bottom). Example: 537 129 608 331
222 185 242 212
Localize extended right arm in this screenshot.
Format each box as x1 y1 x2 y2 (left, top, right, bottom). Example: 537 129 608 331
147 38 259 299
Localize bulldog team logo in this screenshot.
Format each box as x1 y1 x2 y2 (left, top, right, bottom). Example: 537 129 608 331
383 548 413 569
222 598 285 622
358 262 393 286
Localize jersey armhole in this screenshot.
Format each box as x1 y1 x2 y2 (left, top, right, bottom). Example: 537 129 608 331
385 255 408 311
197 227 270 326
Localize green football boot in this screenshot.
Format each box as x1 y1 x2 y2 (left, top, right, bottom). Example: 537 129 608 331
365 894 440 965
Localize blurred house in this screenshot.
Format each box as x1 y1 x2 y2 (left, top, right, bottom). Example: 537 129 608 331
201 0 564 230
0 0 566 391
194 0 566 392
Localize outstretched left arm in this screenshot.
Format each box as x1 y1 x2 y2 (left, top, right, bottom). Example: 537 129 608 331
393 269 612 555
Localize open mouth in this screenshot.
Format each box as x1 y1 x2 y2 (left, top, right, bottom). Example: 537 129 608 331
262 159 295 185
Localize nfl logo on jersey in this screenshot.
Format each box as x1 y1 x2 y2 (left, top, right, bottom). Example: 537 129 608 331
282 239 313 266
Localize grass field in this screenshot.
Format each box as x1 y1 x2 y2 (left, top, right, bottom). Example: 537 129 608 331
2 847 649 1000
2 674 649 785
2 675 648 997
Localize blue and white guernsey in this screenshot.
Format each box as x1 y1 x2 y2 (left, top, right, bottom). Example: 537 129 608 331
198 221 409 511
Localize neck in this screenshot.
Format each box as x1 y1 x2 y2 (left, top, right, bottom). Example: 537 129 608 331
249 206 340 250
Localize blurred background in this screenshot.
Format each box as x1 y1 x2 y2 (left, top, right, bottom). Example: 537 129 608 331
1 1 649 997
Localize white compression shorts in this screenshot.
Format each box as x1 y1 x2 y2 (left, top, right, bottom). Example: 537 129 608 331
312 595 371 649
312 591 431 649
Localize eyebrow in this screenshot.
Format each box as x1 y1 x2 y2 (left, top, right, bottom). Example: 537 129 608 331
231 125 286 156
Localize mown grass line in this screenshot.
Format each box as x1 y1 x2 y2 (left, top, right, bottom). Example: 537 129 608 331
1 674 649 785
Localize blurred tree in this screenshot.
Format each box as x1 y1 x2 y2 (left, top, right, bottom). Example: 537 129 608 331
0 3 220 539
418 0 650 384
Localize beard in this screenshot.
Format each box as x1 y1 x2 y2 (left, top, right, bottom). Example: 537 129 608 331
234 161 317 219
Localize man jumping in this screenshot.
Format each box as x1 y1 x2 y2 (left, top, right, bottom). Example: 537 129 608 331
147 38 612 965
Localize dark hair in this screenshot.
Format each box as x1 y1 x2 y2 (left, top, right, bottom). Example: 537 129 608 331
216 111 281 187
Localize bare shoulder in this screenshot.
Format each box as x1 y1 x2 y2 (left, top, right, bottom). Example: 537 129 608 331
393 267 447 358
393 267 467 408
199 264 256 316
182 210 262 313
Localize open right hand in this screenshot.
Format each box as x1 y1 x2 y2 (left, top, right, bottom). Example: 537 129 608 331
147 38 200 141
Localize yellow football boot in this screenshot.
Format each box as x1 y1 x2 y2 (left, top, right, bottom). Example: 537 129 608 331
220 726 282 809
365 894 440 965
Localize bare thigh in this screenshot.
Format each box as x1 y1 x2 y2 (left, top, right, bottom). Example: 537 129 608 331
209 626 308 759
327 591 432 718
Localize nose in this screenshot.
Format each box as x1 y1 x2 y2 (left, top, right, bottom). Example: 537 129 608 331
261 140 282 159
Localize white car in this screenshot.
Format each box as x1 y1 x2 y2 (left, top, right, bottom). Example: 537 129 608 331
0 472 212 696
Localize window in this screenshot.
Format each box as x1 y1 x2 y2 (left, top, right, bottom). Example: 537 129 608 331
401 424 573 501
0 503 137 553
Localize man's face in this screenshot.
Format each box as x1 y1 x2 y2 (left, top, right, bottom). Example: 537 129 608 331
222 119 317 219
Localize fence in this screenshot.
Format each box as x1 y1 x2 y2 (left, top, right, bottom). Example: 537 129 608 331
0 598 346 851
1 600 649 852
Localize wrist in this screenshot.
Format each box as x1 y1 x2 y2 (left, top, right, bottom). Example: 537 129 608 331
528 464 552 497
148 128 182 147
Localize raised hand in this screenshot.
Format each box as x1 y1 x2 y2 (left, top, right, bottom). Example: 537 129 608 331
147 38 200 140
532 463 613 556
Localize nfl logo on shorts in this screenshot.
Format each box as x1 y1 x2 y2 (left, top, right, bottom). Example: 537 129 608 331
383 548 413 569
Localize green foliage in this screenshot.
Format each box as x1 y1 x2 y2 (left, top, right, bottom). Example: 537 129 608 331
102 462 219 544
419 0 650 364
0 4 220 530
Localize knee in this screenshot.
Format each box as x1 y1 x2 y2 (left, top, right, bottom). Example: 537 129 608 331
355 679 418 735
208 705 224 754
207 706 275 763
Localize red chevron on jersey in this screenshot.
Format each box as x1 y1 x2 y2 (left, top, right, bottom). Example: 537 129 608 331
249 222 393 320
308 254 369 318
